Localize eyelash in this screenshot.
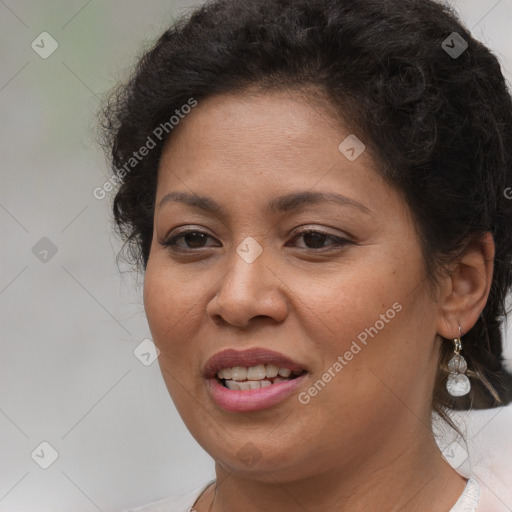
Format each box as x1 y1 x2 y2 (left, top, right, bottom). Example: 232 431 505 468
161 227 352 253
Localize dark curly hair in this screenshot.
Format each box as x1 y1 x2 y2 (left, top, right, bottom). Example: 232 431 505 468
100 0 512 424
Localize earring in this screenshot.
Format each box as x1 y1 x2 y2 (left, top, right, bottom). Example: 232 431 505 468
446 325 471 397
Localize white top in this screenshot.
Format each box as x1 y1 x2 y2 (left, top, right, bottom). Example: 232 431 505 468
125 477 480 512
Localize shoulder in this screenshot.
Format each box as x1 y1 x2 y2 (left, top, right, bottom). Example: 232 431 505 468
124 480 215 512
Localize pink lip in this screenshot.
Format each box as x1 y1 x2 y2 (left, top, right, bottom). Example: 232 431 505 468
203 347 308 412
207 373 308 412
203 347 306 378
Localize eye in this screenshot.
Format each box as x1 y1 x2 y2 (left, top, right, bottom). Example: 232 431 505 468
162 229 220 250
288 229 351 250
160 227 351 253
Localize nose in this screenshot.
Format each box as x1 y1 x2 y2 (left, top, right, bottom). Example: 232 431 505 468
206 250 289 329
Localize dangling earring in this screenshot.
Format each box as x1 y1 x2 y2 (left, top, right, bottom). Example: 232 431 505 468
446 325 471 397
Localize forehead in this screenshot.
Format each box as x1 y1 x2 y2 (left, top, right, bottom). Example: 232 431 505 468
157 91 380 196
152 90 417 256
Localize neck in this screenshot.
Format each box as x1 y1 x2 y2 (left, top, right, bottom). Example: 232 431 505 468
204 428 467 512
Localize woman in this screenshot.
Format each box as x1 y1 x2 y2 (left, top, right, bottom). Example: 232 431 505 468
100 0 512 510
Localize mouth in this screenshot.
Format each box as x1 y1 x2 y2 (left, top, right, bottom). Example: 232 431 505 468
204 347 308 411
216 363 306 390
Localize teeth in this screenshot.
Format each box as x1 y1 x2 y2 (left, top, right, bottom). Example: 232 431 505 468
220 366 303 389
231 366 247 381
218 368 232 379
225 379 273 390
217 364 301 381
247 364 266 380
225 380 239 390
266 364 279 378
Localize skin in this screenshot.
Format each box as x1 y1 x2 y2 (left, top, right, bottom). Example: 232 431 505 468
143 89 494 512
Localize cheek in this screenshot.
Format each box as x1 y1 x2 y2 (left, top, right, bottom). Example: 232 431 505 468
295 254 433 390
318 294 436 429
144 255 205 330
143 260 202 368
143 262 207 409
286 258 404 343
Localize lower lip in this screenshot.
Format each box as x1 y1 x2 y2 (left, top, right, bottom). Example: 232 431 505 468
207 374 307 412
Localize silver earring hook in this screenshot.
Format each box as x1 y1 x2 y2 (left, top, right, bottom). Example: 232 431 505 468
453 323 462 354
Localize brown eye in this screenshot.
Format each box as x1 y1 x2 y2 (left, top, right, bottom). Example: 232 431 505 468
162 230 220 250
289 229 351 250
302 232 330 248
181 232 209 248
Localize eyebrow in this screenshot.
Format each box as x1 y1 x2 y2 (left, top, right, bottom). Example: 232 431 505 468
268 191 371 215
158 190 371 216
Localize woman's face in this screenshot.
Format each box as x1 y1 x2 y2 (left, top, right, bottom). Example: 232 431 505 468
144 90 443 481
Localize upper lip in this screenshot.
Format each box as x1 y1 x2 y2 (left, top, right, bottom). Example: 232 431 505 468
203 347 307 378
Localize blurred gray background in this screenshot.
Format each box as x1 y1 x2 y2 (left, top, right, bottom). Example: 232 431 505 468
1 1 512 510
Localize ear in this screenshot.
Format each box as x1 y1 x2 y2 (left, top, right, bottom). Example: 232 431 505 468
436 232 495 338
